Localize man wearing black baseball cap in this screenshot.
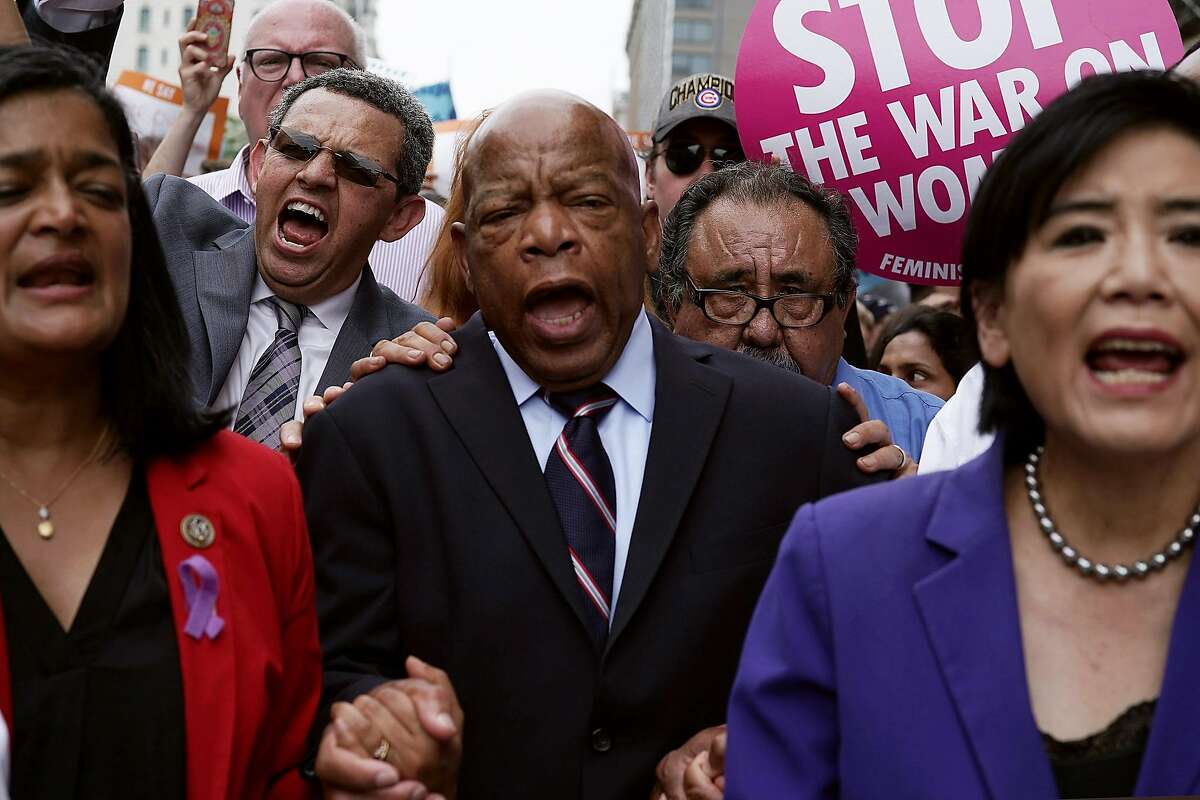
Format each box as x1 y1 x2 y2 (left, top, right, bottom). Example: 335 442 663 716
646 72 744 224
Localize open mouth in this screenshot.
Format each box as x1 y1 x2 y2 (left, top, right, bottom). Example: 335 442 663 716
18 258 95 290
525 285 596 342
276 200 329 251
1085 334 1184 387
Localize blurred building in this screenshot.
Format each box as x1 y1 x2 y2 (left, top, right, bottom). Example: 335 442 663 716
106 0 378 100
625 0 753 131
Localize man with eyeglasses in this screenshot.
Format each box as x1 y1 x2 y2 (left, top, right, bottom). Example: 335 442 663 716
644 73 744 226
146 0 443 302
660 162 944 471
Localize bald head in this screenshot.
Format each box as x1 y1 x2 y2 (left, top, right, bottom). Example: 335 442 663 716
237 0 366 147
461 91 640 204
449 90 660 393
244 0 365 63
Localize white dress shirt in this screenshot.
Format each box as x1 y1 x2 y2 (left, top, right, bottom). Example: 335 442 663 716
214 273 359 423
918 362 994 473
490 310 657 623
0 709 8 800
190 146 444 302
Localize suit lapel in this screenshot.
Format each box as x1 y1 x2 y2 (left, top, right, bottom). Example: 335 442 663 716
147 454 237 800
607 323 730 647
318 267 386 393
913 443 1057 800
193 230 257 407
1136 550 1200 795
428 317 599 645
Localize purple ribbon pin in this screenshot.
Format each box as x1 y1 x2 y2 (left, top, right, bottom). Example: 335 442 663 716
178 554 225 640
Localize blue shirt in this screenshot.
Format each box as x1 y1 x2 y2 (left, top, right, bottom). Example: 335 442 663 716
833 358 943 463
490 310 656 624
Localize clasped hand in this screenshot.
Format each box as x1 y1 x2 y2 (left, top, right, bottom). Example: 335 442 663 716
316 656 463 800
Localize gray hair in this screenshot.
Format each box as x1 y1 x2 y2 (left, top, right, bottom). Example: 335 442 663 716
268 68 434 198
653 161 858 320
244 0 368 66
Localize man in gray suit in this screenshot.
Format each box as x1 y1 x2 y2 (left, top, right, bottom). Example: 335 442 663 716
145 68 434 449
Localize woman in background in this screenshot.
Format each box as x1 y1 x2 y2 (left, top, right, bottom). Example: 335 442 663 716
416 111 488 326
870 305 975 400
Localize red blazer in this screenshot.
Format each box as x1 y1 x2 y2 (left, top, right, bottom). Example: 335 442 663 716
0 430 321 799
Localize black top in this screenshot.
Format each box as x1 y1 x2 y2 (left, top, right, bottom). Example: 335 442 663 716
1043 699 1156 799
0 470 187 799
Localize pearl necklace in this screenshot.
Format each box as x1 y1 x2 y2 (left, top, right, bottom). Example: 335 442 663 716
1025 446 1200 582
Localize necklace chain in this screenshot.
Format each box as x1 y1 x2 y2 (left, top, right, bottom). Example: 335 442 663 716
0 426 111 540
1025 446 1200 582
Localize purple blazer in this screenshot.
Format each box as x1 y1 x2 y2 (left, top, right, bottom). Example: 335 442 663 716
726 439 1200 799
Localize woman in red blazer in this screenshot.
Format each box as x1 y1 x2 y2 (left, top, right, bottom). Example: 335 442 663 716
0 46 320 798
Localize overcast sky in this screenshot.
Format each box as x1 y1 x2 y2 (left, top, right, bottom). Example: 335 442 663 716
374 1 635 118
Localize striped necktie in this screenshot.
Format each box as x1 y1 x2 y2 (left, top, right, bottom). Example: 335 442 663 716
543 385 619 646
233 297 306 448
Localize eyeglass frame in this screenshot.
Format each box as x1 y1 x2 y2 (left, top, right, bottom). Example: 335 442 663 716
267 125 404 197
650 141 746 176
684 275 838 329
243 48 361 82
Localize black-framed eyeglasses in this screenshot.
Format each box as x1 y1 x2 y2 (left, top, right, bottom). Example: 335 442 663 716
244 49 360 82
268 126 402 193
654 141 745 176
685 276 836 329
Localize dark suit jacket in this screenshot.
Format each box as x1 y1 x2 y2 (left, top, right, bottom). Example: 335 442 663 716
297 313 874 799
727 439 1200 798
143 173 433 410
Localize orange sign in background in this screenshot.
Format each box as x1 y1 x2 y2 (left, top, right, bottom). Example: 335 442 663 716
113 71 230 174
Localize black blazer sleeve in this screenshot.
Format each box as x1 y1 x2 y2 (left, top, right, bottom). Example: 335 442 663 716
17 0 123 75
820 387 887 497
296 403 398 726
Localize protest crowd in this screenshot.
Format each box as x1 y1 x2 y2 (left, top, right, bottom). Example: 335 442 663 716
0 0 1198 797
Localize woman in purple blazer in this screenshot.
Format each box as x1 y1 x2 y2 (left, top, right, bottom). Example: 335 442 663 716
726 69 1200 800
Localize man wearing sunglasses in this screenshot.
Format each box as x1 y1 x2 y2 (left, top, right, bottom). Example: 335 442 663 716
143 67 438 448
645 73 745 226
144 0 444 302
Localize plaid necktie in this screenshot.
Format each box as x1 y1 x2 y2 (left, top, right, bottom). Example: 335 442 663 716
233 297 306 448
543 385 619 646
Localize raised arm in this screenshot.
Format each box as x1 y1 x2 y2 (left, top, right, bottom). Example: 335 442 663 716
0 2 30 46
144 19 234 177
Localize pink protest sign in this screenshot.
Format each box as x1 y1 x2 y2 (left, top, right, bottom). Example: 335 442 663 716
735 0 1183 285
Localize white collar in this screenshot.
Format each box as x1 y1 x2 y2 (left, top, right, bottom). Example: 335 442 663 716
491 309 656 422
250 272 360 332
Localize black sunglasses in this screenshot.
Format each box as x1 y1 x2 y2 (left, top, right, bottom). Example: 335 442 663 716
267 126 402 193
244 49 361 82
656 141 746 176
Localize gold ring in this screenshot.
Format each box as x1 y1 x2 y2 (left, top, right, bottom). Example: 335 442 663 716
372 738 391 761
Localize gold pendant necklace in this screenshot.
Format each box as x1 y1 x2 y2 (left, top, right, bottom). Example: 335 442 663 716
0 426 111 541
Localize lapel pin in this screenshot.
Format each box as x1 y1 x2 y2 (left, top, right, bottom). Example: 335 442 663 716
180 514 215 549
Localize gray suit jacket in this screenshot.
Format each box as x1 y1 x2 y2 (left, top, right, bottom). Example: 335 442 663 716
144 173 434 409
